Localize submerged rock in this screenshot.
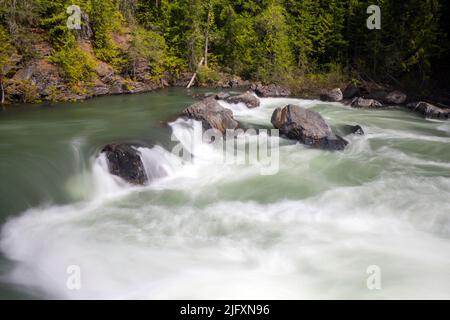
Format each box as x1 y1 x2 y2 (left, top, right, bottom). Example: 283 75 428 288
271 105 348 151
320 88 343 102
385 91 407 105
351 97 383 109
101 144 148 185
339 124 365 136
251 83 291 97
407 101 450 119
182 97 239 134
349 125 365 135
226 91 260 109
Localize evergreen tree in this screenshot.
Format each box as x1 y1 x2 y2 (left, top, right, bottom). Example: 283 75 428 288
0 0 448 92
0 24 13 104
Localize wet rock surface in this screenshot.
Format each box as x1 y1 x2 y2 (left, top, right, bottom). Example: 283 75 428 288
101 144 148 185
271 104 348 151
226 91 260 109
351 97 383 109
407 101 450 119
182 97 239 134
251 83 291 97
320 88 343 102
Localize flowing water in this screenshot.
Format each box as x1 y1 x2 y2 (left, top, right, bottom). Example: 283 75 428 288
0 88 449 299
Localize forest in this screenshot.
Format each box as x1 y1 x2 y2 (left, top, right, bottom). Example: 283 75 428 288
0 0 449 103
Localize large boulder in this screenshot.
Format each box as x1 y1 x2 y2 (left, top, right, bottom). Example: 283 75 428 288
320 88 343 102
182 97 239 134
351 97 383 109
226 91 260 109
385 91 407 105
101 144 148 185
251 83 291 97
271 105 348 151
407 101 450 119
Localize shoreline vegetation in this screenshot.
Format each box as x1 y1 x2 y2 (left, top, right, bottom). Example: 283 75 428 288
0 1 449 111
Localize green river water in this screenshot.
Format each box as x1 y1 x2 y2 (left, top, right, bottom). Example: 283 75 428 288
0 88 449 299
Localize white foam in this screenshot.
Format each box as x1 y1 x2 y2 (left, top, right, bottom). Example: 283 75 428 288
1 96 450 299
2 176 450 299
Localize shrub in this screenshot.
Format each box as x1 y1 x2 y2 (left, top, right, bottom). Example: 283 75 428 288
5 79 40 103
49 44 96 85
122 27 169 81
196 65 220 86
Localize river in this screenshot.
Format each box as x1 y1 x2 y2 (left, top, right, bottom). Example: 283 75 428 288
0 88 449 299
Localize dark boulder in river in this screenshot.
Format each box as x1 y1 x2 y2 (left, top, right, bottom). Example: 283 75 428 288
101 144 148 185
182 97 239 134
348 125 365 135
226 91 260 109
407 101 450 119
271 105 348 151
339 124 365 136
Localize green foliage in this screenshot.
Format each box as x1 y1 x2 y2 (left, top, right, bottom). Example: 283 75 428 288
217 6 257 78
39 1 97 85
196 65 220 86
49 44 96 85
90 0 123 62
294 62 347 97
285 0 347 71
121 27 168 80
252 3 294 82
0 24 12 75
0 0 41 60
133 27 166 77
1 0 450 93
5 79 40 103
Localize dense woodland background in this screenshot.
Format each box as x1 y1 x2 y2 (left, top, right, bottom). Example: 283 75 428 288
0 0 449 103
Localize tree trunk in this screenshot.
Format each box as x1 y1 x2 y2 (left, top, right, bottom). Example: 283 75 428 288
0 77 5 106
204 31 209 67
187 57 205 89
204 1 212 67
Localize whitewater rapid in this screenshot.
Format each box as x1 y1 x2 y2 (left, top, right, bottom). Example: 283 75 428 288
1 96 449 299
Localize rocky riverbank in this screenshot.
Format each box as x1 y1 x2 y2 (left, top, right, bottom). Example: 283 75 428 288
0 30 253 105
1 34 448 122
318 85 449 119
